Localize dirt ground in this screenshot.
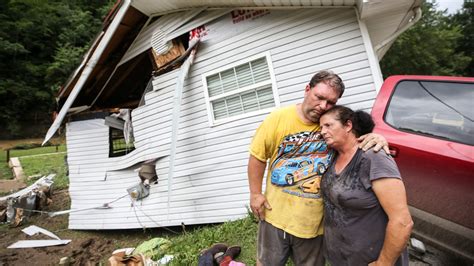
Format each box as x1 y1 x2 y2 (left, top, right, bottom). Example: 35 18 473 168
0 138 173 265
0 180 27 194
0 189 169 265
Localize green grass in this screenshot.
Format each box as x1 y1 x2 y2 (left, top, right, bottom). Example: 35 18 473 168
166 215 259 265
19 153 69 190
0 144 66 180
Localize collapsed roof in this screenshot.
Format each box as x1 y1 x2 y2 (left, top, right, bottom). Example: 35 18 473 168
43 0 422 144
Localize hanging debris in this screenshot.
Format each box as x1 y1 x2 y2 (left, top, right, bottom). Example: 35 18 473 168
0 174 55 227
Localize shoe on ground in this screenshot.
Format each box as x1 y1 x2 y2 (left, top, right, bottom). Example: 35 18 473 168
215 245 241 264
201 243 228 256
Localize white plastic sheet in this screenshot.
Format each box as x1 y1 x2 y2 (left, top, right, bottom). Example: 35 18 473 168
7 225 71 249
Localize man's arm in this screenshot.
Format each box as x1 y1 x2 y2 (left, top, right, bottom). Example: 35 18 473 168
248 155 272 220
369 178 413 266
358 133 390 154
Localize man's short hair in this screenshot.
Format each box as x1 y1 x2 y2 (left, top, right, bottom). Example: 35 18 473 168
309 70 345 98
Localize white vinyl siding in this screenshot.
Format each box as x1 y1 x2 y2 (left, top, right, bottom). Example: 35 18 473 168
119 9 231 66
65 8 381 230
203 53 279 125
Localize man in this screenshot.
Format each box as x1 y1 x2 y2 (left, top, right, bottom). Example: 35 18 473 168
248 70 388 265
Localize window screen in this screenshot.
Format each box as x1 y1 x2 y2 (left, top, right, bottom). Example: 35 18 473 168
109 127 135 157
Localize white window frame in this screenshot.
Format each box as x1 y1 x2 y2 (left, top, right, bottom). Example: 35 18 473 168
201 51 280 127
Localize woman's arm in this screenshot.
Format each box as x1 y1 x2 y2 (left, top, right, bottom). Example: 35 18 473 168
369 178 414 266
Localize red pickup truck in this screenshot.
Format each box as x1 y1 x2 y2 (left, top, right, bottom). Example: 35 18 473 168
371 75 474 261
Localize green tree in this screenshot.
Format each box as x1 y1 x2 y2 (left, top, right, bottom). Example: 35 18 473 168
0 0 111 138
380 1 471 78
450 3 473 77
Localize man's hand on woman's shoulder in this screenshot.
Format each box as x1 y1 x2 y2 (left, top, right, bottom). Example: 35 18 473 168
358 133 390 154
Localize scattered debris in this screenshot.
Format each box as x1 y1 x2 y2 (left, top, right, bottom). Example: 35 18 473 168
7 225 71 249
112 248 135 256
0 174 54 202
59 256 74 265
8 239 71 249
133 238 172 261
109 238 174 266
158 255 174 265
1 173 116 221
0 174 55 226
108 253 145 266
22 225 61 240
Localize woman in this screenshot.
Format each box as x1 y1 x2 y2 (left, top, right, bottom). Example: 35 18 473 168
320 105 413 266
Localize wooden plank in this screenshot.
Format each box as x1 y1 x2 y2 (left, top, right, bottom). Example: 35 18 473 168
151 39 186 68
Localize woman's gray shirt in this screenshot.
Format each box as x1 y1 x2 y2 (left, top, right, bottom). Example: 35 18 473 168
321 149 408 266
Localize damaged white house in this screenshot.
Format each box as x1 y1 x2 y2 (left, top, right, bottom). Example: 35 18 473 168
43 0 422 230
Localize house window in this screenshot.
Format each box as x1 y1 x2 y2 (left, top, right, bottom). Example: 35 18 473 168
203 52 279 125
109 127 135 157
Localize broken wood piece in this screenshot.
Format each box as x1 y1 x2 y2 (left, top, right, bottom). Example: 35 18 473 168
8 157 25 180
151 40 185 69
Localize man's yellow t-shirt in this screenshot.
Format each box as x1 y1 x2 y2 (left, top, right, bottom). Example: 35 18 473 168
249 105 333 238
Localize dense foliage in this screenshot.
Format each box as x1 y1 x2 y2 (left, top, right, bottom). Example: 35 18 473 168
0 1 471 138
0 0 112 138
380 1 472 78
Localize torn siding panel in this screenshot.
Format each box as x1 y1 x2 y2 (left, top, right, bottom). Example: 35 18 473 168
118 11 184 65
68 168 168 229
119 8 214 66
66 107 173 173
66 120 110 163
65 121 110 189
68 166 247 229
152 9 231 55
133 70 179 116
164 9 233 42
131 71 179 153
133 92 174 130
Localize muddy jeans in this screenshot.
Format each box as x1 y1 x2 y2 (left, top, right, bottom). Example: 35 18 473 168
257 220 324 266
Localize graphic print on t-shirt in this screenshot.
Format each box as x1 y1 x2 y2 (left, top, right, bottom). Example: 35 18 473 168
270 131 332 198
